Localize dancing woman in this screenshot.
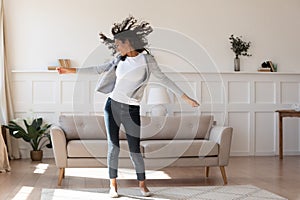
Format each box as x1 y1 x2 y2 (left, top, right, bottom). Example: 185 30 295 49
57 16 199 198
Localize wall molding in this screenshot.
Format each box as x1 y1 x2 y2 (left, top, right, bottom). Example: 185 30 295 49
10 71 300 158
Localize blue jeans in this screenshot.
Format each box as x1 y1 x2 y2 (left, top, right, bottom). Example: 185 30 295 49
104 97 145 181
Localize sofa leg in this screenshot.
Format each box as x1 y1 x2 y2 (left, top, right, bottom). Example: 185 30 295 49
219 166 227 185
58 168 65 186
205 167 209 177
62 168 65 179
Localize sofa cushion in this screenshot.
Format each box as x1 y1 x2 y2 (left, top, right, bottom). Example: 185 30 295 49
141 140 218 158
59 115 107 140
59 115 129 140
67 140 143 158
60 115 213 140
141 115 213 140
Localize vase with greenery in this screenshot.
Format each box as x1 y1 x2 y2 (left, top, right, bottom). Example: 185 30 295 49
229 34 252 71
4 117 52 161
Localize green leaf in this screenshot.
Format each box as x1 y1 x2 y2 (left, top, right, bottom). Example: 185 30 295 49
3 118 52 151
229 34 252 57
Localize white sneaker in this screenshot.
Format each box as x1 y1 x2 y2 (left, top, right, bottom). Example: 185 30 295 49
109 188 119 198
140 189 152 197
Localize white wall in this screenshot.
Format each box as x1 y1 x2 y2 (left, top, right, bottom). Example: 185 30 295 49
4 0 300 72
3 0 300 158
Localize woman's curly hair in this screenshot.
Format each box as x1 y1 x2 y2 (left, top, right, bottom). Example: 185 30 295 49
99 16 153 56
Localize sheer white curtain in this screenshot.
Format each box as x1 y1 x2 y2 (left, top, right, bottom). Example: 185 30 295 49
0 0 10 172
0 0 19 171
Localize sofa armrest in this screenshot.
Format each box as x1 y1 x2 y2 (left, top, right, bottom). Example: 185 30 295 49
50 126 67 168
209 126 233 166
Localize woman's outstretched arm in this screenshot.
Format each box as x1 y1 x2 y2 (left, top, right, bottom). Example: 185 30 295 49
147 55 200 107
57 55 122 75
181 93 200 107
56 67 76 74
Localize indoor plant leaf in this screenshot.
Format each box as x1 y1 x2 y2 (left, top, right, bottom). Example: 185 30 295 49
4 117 52 152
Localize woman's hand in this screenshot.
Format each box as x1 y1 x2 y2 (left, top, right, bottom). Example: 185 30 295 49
181 94 200 107
56 67 76 74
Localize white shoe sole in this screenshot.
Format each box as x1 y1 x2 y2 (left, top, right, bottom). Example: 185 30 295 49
109 188 119 198
140 190 152 197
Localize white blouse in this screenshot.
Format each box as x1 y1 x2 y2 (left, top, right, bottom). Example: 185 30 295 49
110 53 147 105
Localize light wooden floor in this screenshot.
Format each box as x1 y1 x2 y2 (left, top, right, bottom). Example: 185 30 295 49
0 156 299 200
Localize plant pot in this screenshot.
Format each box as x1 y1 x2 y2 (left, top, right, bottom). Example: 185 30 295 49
30 150 43 161
234 57 240 71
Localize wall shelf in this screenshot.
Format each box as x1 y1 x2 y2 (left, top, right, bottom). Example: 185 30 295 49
11 69 300 75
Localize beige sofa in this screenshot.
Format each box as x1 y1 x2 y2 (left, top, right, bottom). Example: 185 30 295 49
50 115 233 186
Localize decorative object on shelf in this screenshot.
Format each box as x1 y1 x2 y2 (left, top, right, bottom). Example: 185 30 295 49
3 117 52 161
58 59 71 68
229 34 252 71
258 61 277 72
257 67 271 72
147 87 171 116
48 59 71 71
47 66 57 70
291 104 300 111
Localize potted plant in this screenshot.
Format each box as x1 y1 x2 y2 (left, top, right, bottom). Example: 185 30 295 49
229 34 252 71
4 117 52 161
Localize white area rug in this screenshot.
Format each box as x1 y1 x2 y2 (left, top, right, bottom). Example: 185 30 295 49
41 185 287 200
